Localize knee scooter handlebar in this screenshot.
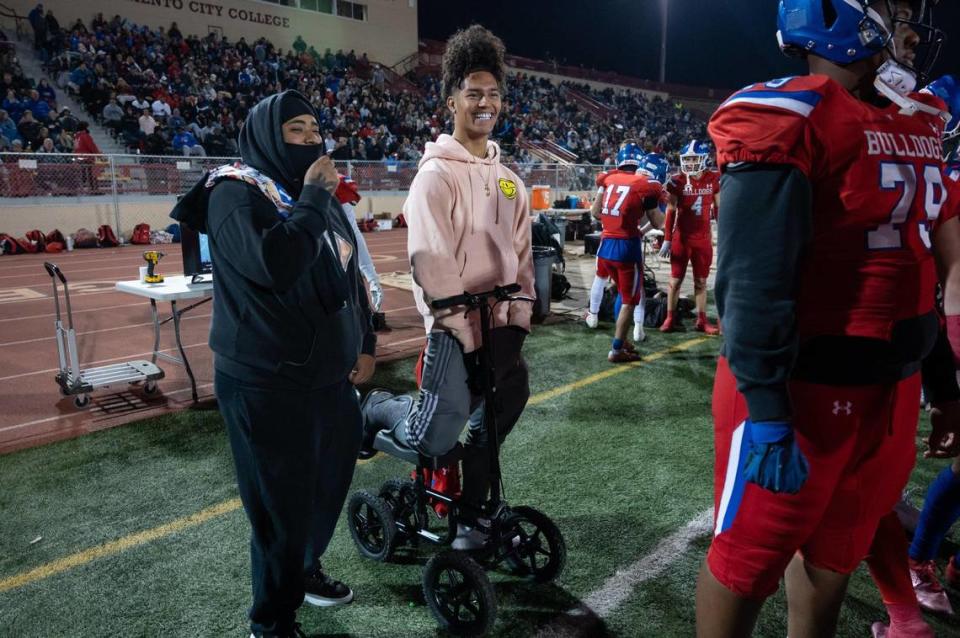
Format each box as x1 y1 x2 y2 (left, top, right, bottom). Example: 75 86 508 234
430 283 526 311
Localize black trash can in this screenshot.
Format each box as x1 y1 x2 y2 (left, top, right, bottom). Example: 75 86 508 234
533 245 557 319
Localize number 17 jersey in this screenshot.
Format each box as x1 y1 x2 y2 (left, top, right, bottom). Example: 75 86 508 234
709 74 947 342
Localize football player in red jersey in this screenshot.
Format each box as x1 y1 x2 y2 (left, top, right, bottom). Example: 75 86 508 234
659 140 721 334
695 2 960 637
586 143 664 362
866 85 960 638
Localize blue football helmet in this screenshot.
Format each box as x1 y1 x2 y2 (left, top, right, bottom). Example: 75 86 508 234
680 140 710 177
924 75 959 141
638 153 669 185
777 0 944 84
616 142 643 169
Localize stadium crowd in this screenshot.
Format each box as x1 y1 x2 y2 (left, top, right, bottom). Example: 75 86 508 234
0 7 707 165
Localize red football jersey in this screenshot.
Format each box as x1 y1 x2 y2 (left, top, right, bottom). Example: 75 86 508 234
709 74 947 342
596 168 630 190
597 171 661 240
665 170 720 242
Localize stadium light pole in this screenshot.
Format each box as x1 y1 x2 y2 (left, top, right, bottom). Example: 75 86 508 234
659 0 668 83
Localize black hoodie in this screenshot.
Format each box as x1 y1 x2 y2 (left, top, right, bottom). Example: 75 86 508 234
172 90 375 389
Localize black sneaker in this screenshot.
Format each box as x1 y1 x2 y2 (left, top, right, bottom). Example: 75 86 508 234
303 564 354 607
250 622 307 638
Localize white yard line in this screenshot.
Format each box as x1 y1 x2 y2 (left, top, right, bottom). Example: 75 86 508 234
537 508 712 637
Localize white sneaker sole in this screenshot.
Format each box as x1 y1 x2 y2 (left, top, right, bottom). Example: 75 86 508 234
303 589 355 607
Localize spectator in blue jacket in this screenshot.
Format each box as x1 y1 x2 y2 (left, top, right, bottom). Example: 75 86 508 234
36 79 56 105
68 62 93 92
26 90 51 122
2 89 24 122
172 127 206 157
0 109 19 145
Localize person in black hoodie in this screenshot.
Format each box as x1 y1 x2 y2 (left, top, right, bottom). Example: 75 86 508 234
171 90 375 638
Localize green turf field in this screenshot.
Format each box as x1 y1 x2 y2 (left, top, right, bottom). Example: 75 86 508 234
2 320 959 637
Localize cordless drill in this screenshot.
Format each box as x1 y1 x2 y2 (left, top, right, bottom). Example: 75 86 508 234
143 251 165 284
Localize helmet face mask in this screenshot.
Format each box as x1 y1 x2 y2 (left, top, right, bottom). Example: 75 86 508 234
881 0 944 86
679 140 709 178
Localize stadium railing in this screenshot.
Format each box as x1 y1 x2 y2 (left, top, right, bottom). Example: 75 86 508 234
0 152 602 236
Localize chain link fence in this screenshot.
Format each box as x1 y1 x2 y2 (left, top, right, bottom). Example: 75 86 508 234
0 153 603 237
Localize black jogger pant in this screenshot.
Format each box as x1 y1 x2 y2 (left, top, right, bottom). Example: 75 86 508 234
216 369 362 635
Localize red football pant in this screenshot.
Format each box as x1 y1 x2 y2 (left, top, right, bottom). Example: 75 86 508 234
708 356 921 599
670 238 712 280
597 257 643 305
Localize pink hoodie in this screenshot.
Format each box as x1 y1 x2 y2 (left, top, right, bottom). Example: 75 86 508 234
405 134 534 353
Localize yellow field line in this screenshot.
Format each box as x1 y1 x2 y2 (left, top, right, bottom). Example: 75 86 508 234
0 336 710 594
0 498 242 593
527 336 710 406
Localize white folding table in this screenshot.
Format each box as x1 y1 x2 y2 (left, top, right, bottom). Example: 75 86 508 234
115 275 213 403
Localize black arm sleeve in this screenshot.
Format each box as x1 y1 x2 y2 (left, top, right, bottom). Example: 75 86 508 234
922 324 960 405
207 182 340 292
716 163 813 422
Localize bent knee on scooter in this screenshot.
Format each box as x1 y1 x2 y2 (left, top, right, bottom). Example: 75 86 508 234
408 402 471 457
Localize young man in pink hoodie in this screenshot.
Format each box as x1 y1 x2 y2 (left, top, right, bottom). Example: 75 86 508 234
361 25 534 549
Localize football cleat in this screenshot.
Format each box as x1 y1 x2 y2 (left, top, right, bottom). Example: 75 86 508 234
585 311 599 329
871 619 935 638
695 318 720 335
910 559 955 615
608 349 641 363
660 315 681 333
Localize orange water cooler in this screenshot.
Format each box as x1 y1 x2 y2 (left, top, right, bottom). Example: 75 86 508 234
531 185 551 210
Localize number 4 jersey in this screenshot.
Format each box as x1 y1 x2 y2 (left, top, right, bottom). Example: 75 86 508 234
709 74 948 342
665 170 720 244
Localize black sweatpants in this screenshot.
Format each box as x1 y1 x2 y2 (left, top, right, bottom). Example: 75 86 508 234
459 326 530 508
216 369 363 634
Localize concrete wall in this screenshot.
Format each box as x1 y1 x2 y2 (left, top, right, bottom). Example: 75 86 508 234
5 0 418 67
0 189 595 238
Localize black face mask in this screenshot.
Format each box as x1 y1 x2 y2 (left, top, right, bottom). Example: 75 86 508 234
284 142 323 194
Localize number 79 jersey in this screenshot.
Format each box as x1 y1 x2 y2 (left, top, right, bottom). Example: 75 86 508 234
709 74 948 342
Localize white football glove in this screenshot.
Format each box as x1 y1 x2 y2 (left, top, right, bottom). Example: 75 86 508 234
658 240 672 259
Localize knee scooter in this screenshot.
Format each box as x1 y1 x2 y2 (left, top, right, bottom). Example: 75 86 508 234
346 283 566 636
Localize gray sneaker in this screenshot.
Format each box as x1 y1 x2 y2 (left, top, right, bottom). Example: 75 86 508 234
451 523 490 550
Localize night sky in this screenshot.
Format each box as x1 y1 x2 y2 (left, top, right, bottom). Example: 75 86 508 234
418 0 960 93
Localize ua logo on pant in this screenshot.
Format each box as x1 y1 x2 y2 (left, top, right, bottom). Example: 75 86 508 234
832 400 853 416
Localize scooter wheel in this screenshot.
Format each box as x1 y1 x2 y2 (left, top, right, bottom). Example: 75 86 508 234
499 506 566 583
379 478 418 531
347 491 397 562
422 550 496 636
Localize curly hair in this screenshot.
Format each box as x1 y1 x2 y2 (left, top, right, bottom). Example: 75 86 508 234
441 25 506 100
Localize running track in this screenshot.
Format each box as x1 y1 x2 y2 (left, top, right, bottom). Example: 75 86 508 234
0 229 422 454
